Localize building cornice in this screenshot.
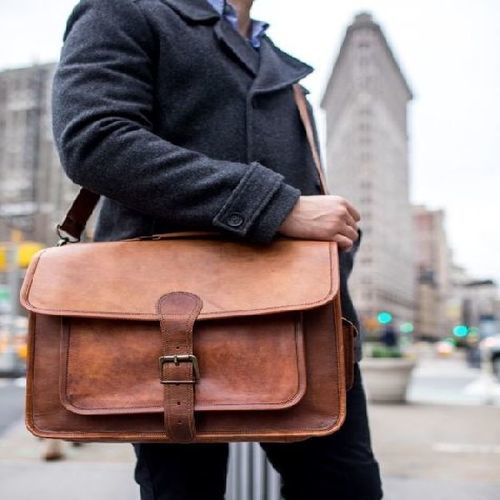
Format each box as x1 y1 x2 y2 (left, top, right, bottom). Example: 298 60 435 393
321 12 413 108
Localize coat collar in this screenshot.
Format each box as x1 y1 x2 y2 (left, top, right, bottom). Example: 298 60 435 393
252 37 313 95
164 0 260 76
162 0 220 22
214 18 260 76
163 0 313 93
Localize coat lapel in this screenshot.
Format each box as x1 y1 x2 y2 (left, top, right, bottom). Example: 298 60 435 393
161 0 220 22
213 20 259 76
162 0 312 89
163 0 259 76
252 37 313 95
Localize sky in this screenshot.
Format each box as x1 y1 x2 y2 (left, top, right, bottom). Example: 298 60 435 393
0 0 499 283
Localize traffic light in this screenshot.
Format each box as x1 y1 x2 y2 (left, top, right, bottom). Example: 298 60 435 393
0 242 44 271
0 246 6 272
468 327 479 338
453 325 469 338
0 286 9 303
17 242 44 268
377 311 393 325
399 322 414 334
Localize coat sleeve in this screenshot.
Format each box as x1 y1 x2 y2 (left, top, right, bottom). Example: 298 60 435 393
52 0 300 243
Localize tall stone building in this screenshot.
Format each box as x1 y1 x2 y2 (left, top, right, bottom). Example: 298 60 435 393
0 63 78 246
321 13 415 329
413 206 451 338
449 265 500 335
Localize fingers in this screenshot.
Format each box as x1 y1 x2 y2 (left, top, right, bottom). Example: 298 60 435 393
343 210 358 232
342 199 361 222
279 194 361 243
339 223 359 242
333 234 354 251
332 195 360 228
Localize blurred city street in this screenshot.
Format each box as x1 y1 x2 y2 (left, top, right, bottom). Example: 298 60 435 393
1 349 500 500
406 347 500 406
1 1 500 499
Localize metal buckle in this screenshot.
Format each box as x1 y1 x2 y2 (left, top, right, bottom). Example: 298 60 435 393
158 354 200 384
56 225 80 246
341 317 359 337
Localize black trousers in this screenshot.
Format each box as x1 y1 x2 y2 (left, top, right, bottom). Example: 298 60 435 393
133 364 383 500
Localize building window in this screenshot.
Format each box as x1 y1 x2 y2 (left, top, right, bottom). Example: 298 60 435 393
360 254 372 264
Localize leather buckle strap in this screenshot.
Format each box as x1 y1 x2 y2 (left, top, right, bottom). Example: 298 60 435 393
57 188 100 243
157 292 203 442
159 354 200 384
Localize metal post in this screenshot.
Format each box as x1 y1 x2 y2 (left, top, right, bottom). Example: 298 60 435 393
226 443 283 500
227 444 237 500
266 459 282 500
252 443 265 500
238 442 251 500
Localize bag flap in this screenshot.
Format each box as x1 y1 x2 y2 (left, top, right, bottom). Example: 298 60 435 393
60 313 306 414
21 238 338 320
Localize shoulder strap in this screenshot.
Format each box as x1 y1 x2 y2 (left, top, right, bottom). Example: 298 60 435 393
57 188 100 244
292 84 329 195
57 85 328 243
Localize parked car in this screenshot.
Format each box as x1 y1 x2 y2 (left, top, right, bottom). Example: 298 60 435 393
435 340 456 357
479 335 500 378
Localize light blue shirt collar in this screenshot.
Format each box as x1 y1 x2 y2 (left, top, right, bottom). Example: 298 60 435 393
206 0 269 49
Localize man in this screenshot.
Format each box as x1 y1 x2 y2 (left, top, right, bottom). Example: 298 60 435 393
52 0 383 498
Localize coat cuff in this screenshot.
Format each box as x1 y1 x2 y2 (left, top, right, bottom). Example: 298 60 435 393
212 161 300 243
247 183 300 243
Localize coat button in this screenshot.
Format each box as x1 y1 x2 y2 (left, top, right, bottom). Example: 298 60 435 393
227 213 244 228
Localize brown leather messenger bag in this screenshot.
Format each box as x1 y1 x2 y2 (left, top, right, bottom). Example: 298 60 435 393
20 86 357 443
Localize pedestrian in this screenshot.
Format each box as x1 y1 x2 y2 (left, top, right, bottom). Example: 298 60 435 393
42 438 64 461
381 325 398 348
41 439 83 461
51 0 383 498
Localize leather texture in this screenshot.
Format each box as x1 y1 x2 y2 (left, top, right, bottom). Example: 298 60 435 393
157 292 203 442
59 313 306 414
342 318 358 391
21 235 355 443
293 84 329 195
22 238 337 320
21 86 357 443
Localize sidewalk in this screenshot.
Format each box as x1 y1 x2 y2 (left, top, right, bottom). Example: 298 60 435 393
1 404 499 499
0 422 138 500
369 403 500 499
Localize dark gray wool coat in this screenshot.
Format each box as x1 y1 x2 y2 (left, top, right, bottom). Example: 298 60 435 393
52 0 362 359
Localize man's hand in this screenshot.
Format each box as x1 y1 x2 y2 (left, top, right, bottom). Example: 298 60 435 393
279 195 361 250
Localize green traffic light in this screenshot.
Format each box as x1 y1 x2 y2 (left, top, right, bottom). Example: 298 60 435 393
400 322 414 334
468 327 479 338
377 311 393 325
453 325 469 337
